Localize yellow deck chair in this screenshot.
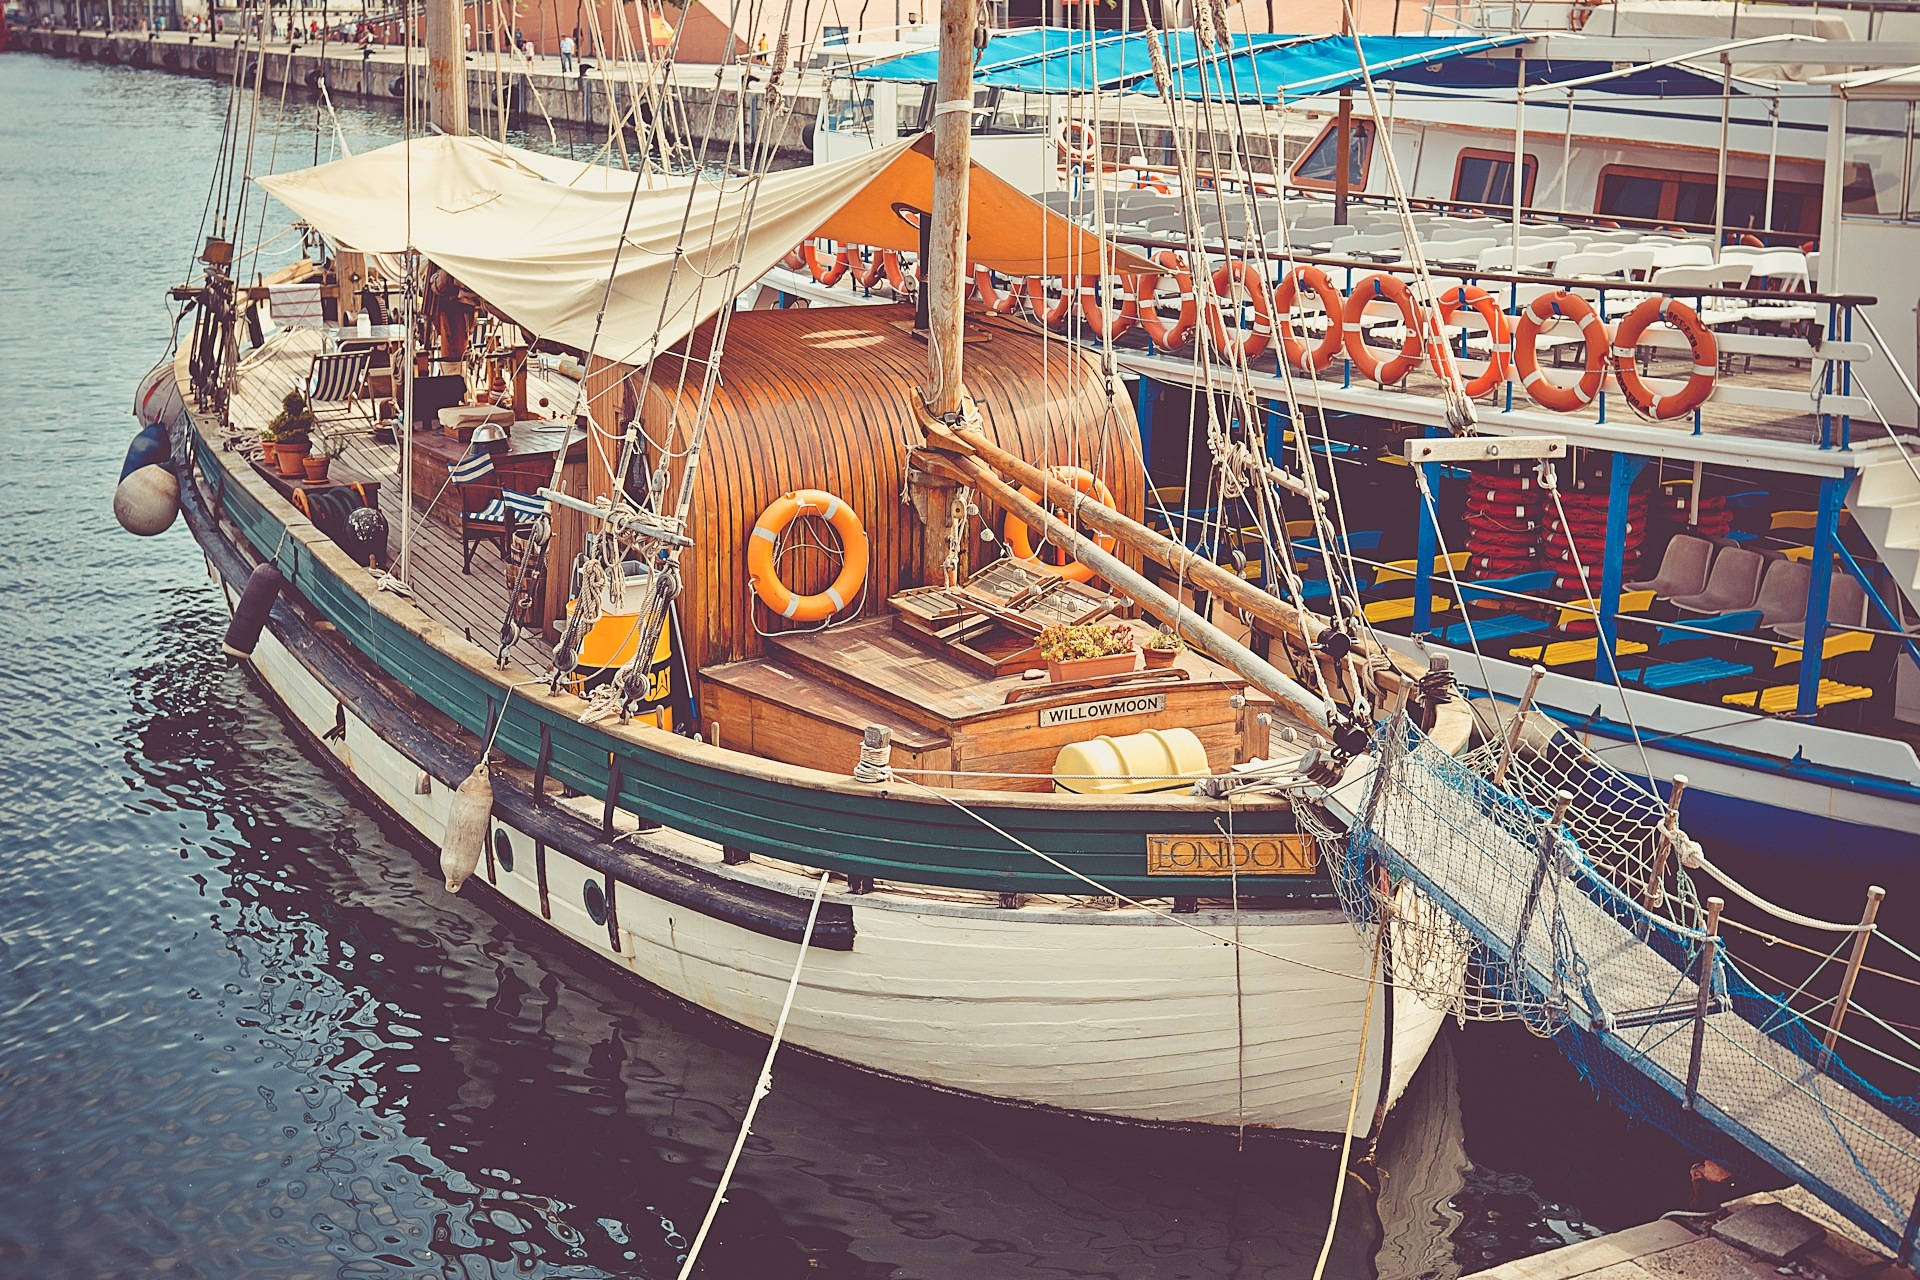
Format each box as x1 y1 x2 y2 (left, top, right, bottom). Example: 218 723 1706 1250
1375 551 1473 585
1723 680 1873 714
1769 631 1874 667
1508 637 1650 667
1553 589 1656 631
1363 596 1454 625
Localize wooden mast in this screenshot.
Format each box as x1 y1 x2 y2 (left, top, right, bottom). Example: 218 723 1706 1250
425 0 468 136
923 0 975 418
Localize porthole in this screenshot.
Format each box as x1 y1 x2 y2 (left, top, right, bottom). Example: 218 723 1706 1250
493 828 514 874
582 878 608 926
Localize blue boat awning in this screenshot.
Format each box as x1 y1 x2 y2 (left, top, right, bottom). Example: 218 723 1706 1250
851 27 1302 94
1138 33 1531 103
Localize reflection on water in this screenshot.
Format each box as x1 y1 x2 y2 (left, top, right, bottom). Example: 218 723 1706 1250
0 50 1714 1280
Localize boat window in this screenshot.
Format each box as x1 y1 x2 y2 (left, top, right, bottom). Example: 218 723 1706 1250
983 89 1047 135
1452 148 1536 206
821 78 878 134
1596 163 1822 235
1596 167 1664 222
1291 118 1374 191
1841 99 1913 220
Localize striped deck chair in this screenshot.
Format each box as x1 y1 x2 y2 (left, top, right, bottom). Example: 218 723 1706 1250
305 349 376 430
452 451 548 573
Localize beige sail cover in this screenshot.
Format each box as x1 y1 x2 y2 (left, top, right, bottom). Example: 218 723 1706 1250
259 133 1152 367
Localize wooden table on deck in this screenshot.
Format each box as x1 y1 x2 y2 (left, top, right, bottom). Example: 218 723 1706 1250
700 617 1268 791
407 419 589 641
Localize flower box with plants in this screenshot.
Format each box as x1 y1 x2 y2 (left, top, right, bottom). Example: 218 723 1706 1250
303 431 346 484
1142 628 1186 669
264 391 317 478
1036 622 1137 683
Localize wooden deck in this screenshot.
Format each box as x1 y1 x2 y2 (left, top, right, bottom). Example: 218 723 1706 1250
229 328 554 676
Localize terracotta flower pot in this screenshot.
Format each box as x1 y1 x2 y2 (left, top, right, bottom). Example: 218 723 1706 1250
275 443 310 478
302 456 332 483
261 439 280 465
1045 651 1137 683
1143 646 1179 669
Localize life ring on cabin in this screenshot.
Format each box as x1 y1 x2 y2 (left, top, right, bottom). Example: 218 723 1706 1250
1132 170 1170 195
1272 266 1345 373
1078 276 1137 340
1137 252 1196 351
1342 273 1424 385
782 245 807 272
971 266 1021 314
1610 296 1718 420
1002 467 1118 585
1435 285 1513 397
844 244 885 289
1021 276 1074 330
801 240 848 287
1057 120 1099 165
1513 290 1609 411
1205 260 1274 361
747 489 870 622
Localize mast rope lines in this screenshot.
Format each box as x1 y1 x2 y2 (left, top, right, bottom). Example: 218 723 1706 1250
1320 714 1920 1262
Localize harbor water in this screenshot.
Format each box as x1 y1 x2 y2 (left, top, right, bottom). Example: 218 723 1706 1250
2 52 1737 1279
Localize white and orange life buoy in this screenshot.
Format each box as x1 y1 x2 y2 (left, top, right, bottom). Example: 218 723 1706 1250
781 245 807 273
1272 266 1345 373
1131 169 1170 195
1057 120 1099 166
844 244 886 290
747 489 870 622
1138 252 1196 351
1514 290 1609 411
880 250 916 294
1611 296 1718 420
1021 275 1074 330
1002 466 1118 585
1342 273 1424 385
1205 259 1273 362
801 240 848 287
972 266 1022 315
1078 275 1138 341
1435 285 1513 397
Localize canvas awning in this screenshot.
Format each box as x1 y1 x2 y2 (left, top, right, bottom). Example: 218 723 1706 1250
259 134 1151 370
1137 34 1530 103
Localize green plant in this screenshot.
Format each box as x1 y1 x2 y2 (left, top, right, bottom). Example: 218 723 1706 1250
318 430 347 461
1036 622 1135 663
267 390 316 444
1145 628 1186 653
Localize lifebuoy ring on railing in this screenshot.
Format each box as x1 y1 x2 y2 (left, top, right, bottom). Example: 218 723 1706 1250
881 250 916 293
747 489 869 622
1206 260 1274 362
1610 296 1718 420
1132 170 1170 195
782 245 807 272
972 266 1020 314
1514 290 1609 411
1021 276 1074 330
1272 266 1345 372
1342 273 1423 385
842 244 885 289
1138 252 1196 351
1057 120 1099 165
1435 285 1513 397
1078 276 1137 341
801 240 848 287
1002 467 1118 585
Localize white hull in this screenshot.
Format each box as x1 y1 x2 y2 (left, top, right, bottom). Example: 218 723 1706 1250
232 571 1449 1137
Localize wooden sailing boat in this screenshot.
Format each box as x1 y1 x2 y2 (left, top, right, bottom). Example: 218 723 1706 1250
139 0 1475 1140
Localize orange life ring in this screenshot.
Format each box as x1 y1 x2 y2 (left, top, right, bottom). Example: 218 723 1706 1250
1002 466 1118 585
1342 273 1424 385
1610 296 1718 420
1205 260 1273 361
747 489 869 622
844 244 886 289
1272 266 1345 372
1137 252 1196 351
972 266 1021 315
801 240 847 287
1078 275 1137 341
1132 169 1170 195
1435 285 1513 397
1514 290 1609 412
1057 120 1099 165
782 245 806 272
1021 276 1074 330
880 250 916 293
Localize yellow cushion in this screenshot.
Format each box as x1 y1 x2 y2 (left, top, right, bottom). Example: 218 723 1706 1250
1553 589 1656 630
1363 596 1454 624
1375 551 1473 585
1781 545 1813 562
1771 630 1874 668
1508 638 1650 667
1724 680 1873 714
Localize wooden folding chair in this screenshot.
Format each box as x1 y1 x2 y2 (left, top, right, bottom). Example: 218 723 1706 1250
305 349 376 429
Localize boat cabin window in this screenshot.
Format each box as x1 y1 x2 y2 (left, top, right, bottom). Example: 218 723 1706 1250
1595 163 1821 236
1840 99 1918 221
1452 147 1536 206
980 89 1048 135
821 78 879 134
1291 118 1375 191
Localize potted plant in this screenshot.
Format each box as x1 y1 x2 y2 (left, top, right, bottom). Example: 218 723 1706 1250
1036 622 1137 683
258 420 281 466
303 431 344 483
1143 628 1185 669
267 391 316 478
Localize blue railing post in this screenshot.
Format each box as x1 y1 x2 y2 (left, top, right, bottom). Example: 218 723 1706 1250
1264 398 1287 470
1134 373 1156 460
1841 306 1854 451
1414 426 1442 637
1596 452 1647 683
1796 471 1849 717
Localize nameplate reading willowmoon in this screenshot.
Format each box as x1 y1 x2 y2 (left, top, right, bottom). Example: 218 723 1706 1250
1037 694 1167 728
1146 834 1317 877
